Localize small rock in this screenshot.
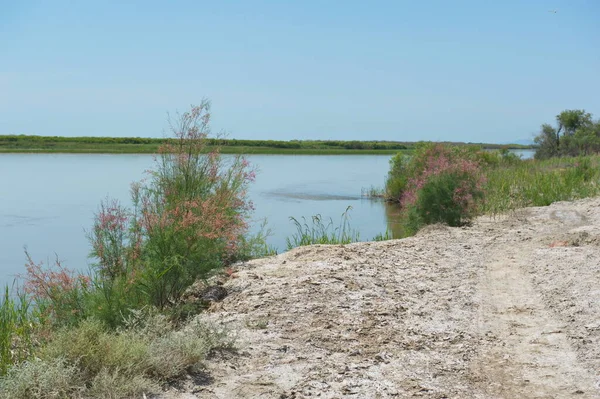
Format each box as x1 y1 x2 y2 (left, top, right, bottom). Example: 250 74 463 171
201 285 228 302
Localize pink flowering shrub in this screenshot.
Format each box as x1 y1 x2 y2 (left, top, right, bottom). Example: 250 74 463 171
89 198 130 279
23 250 90 326
87 100 256 311
387 144 486 233
20 101 257 330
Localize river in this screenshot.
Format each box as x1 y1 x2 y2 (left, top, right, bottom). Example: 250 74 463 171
0 149 534 288
0 154 395 287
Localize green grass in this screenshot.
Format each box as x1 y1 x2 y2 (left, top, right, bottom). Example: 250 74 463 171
372 229 393 241
285 206 361 249
0 287 36 376
481 156 600 216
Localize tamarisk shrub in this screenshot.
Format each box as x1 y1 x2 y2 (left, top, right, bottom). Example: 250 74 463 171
386 144 486 234
88 100 256 314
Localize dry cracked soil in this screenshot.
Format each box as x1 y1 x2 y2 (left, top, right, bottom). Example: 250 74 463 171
161 197 600 399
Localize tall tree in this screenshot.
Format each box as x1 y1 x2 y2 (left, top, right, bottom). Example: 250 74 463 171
534 109 596 159
534 123 559 159
556 110 593 138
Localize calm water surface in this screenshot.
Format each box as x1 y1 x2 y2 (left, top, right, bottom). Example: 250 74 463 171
0 149 534 287
0 154 394 287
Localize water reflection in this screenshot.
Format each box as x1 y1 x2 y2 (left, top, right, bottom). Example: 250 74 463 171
266 191 362 201
383 201 405 239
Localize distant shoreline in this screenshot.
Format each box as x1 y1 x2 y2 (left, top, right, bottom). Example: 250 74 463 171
0 135 534 155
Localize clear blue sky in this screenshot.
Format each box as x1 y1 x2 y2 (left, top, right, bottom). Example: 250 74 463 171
1 0 599 143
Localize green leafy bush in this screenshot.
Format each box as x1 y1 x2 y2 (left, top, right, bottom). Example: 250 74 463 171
534 109 600 159
384 153 410 200
386 144 486 234
408 169 484 230
85 101 256 313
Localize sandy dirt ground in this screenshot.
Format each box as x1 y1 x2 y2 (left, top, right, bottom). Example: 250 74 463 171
161 197 600 399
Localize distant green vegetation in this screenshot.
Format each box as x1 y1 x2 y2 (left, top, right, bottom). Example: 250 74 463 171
534 109 600 159
0 135 409 154
0 134 531 155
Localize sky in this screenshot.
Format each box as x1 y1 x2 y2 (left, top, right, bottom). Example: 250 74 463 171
1 0 599 143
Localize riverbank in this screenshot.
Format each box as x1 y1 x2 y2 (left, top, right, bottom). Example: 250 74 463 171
0 135 532 155
164 196 600 398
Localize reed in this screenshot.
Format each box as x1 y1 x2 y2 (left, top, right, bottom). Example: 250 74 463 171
481 156 600 216
0 286 36 376
286 206 360 249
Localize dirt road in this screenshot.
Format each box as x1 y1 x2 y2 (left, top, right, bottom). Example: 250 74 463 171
472 206 598 398
166 198 600 398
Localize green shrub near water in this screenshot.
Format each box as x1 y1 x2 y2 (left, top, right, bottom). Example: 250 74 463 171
384 143 600 236
15 101 260 332
384 152 411 201
385 144 486 234
83 101 257 316
1 102 262 396
403 170 485 234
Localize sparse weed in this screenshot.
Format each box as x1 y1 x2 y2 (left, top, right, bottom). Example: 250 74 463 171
246 318 269 330
147 316 234 379
87 368 158 399
361 185 385 198
40 319 149 383
372 230 392 241
232 218 278 262
0 314 232 398
286 206 360 249
0 286 36 376
0 358 83 399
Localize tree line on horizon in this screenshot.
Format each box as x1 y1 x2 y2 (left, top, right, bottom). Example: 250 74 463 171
0 134 536 153
0 135 411 151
